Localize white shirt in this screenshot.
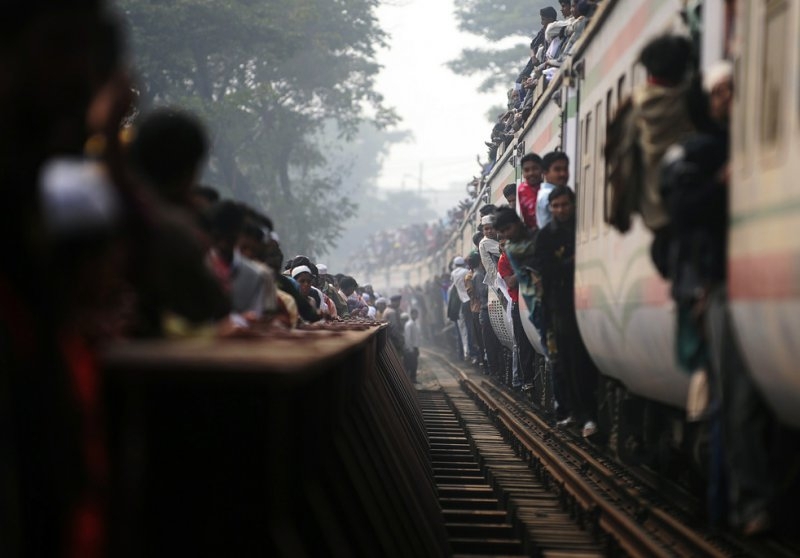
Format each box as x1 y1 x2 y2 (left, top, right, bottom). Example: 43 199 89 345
536 182 556 230
478 237 501 288
404 318 421 349
450 266 470 303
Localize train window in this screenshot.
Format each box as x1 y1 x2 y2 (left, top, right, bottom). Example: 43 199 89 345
617 75 626 104
760 0 789 146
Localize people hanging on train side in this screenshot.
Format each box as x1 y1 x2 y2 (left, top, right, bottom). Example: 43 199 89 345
479 215 502 292
518 153 544 230
532 186 598 437
318 263 349 317
537 151 571 230
464 252 487 369
450 256 475 362
375 297 388 321
494 209 538 391
660 61 773 535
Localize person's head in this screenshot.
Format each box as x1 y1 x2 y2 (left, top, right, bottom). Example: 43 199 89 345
263 237 283 272
292 266 314 296
238 221 265 262
559 0 572 18
493 207 525 242
472 231 483 248
704 60 734 124
503 183 517 207
548 185 575 223
376 297 387 312
480 214 497 240
390 294 402 309
192 185 220 212
130 108 209 207
453 256 467 268
467 251 482 270
410 308 418 321
542 151 570 186
521 153 543 186
479 203 497 217
540 6 558 26
340 275 358 296
210 201 246 263
639 35 694 86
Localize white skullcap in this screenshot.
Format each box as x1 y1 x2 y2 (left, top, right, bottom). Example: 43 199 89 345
480 215 494 226
291 265 312 278
453 256 466 266
317 263 328 275
703 60 734 93
362 293 371 302
270 231 280 242
40 159 120 236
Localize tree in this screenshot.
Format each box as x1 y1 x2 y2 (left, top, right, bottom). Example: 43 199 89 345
116 0 398 257
447 0 550 92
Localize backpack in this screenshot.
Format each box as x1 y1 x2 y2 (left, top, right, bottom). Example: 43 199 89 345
446 285 461 322
604 96 643 234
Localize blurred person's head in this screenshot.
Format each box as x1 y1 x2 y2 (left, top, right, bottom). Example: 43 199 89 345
639 35 693 86
548 185 575 224
130 108 208 207
472 231 483 248
503 183 516 207
540 6 558 26
467 251 482 270
493 207 525 242
559 0 572 18
704 61 733 124
192 185 220 212
410 308 418 321
481 215 497 240
340 276 358 297
521 153 543 186
263 238 284 272
238 221 266 262
479 203 497 217
376 297 387 312
390 294 402 309
210 200 245 264
291 266 313 297
542 151 570 186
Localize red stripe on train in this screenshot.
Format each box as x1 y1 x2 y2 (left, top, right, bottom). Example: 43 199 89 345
729 254 799 300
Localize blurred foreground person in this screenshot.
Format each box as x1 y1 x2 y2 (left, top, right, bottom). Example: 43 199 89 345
0 3 128 556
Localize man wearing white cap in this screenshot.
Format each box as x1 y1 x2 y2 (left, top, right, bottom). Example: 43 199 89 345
317 263 348 317
450 256 473 361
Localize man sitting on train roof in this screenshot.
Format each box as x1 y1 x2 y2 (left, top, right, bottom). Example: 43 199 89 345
537 151 571 231
517 6 558 85
517 153 544 230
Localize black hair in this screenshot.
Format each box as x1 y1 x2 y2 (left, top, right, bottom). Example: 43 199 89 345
289 255 318 277
540 6 558 20
472 231 483 247
210 201 245 238
193 185 220 203
548 185 575 203
639 35 694 85
130 108 208 194
479 204 497 216
241 221 265 241
340 276 358 292
503 183 517 198
493 207 522 230
542 151 569 171
520 153 543 167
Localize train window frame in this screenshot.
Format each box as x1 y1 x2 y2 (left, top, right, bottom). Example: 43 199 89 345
592 100 603 238
759 0 789 156
580 112 593 244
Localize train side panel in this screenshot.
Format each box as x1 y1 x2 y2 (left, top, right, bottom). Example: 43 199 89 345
572 0 689 408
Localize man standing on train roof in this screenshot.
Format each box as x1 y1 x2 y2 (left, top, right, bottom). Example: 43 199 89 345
537 151 570 230
533 186 598 437
518 153 544 230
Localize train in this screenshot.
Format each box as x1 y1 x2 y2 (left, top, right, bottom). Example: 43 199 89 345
374 0 800 473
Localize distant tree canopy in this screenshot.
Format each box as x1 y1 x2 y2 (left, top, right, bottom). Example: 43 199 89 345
448 0 551 93
116 0 398 257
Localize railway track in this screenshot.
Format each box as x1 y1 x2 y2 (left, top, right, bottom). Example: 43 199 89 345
421 348 756 557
